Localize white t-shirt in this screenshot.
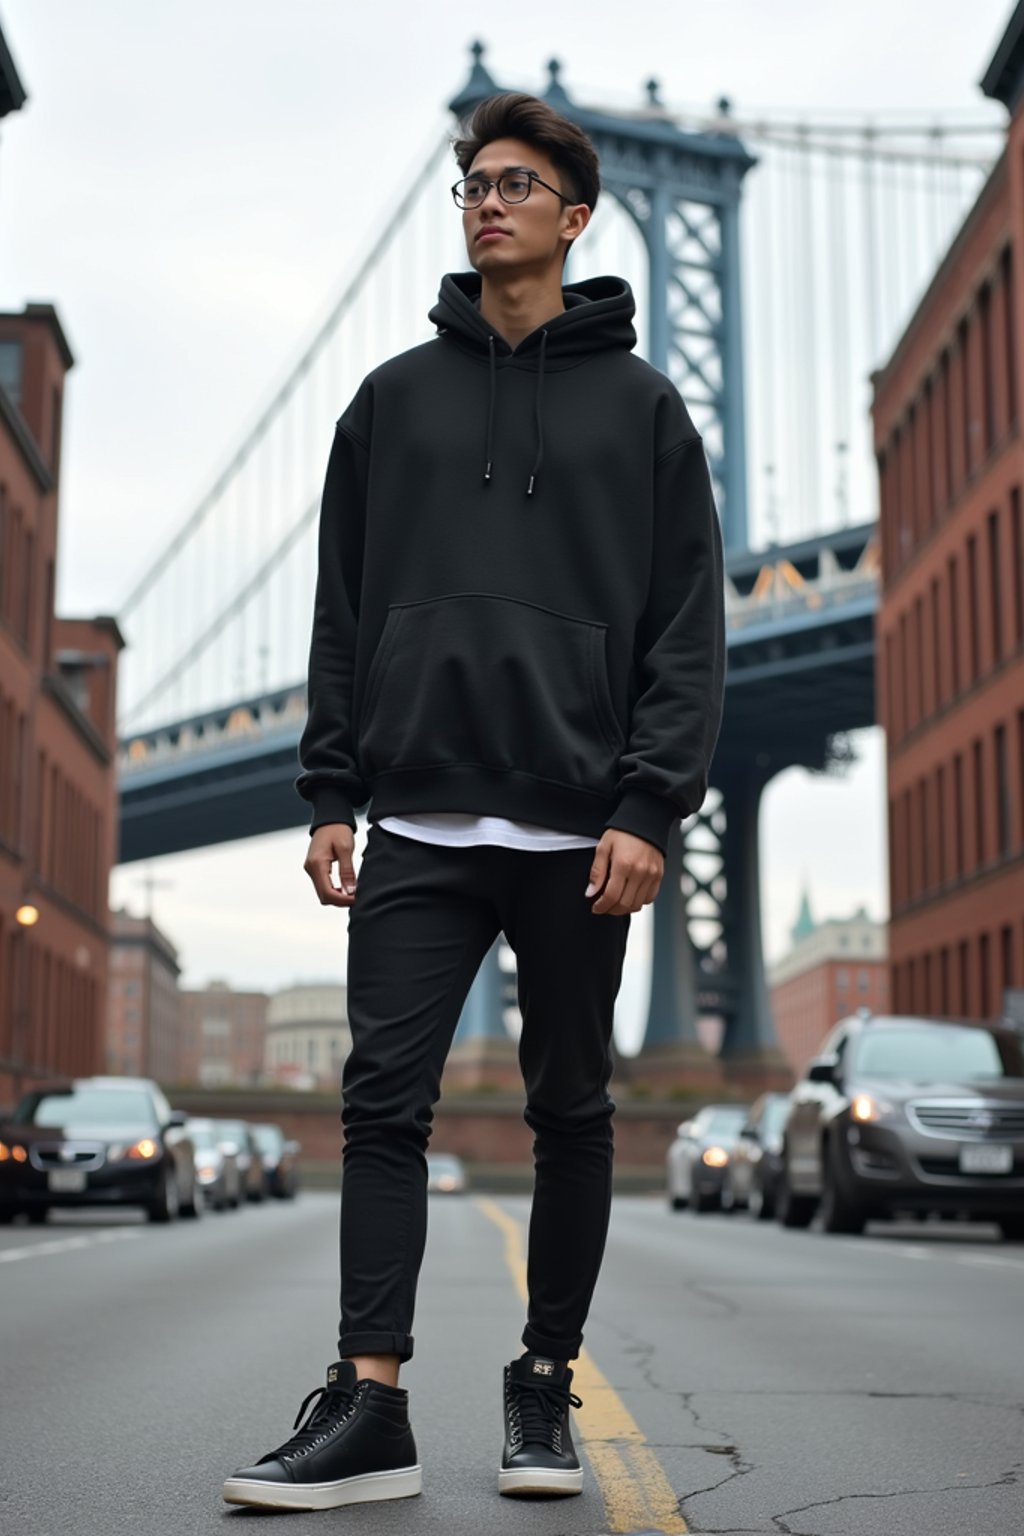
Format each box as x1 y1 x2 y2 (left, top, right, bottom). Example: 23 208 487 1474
377 812 599 851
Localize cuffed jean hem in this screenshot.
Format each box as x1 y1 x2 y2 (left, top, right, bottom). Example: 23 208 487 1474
340 1331 415 1364
521 1324 583 1363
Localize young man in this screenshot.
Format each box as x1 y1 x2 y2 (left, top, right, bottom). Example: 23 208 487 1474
223 91 725 1512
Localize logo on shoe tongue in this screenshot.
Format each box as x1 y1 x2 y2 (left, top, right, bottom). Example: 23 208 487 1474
531 1359 555 1376
327 1367 339 1384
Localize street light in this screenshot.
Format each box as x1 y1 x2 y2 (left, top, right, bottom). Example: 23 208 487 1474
12 901 41 1101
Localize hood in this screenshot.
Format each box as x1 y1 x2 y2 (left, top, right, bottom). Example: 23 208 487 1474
427 271 637 497
854 1076 1024 1104
4 1120 158 1143
428 271 637 365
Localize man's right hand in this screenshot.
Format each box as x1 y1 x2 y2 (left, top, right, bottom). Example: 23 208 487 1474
304 823 358 908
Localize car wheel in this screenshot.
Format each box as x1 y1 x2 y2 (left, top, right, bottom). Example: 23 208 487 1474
27 1207 48 1225
181 1179 205 1219
668 1194 687 1212
720 1176 736 1213
748 1178 773 1221
692 1187 718 1214
0 1205 14 1224
775 1162 817 1229
819 1138 868 1235
147 1164 180 1223
998 1214 1024 1242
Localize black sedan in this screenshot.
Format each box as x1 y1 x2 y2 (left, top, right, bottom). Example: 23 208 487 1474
213 1119 266 1202
0 1077 200 1223
777 1013 1024 1238
721 1092 793 1219
250 1123 301 1199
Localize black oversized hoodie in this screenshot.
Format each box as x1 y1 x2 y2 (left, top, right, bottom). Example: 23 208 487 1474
294 271 726 859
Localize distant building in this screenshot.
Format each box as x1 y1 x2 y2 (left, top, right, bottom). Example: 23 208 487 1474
264 983 351 1091
107 910 182 1081
0 19 126 1105
871 7 1024 1023
178 979 268 1088
768 890 889 1074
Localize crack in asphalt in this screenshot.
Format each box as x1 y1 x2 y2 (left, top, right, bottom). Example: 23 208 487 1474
766 1458 1023 1536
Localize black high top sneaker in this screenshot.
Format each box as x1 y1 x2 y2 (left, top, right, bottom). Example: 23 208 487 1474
222 1360 421 1511
499 1353 584 1496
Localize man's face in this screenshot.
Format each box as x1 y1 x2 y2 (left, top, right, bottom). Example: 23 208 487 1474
461 136 589 277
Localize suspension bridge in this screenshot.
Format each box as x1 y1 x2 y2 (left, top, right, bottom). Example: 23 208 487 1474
112 43 1002 1080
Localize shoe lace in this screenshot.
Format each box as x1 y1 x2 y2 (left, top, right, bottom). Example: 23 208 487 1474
261 1379 364 1463
507 1375 583 1450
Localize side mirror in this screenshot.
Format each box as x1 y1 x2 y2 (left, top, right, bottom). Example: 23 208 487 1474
807 1055 840 1086
166 1109 189 1128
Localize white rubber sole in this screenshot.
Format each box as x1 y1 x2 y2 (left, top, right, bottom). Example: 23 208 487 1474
222 1464 422 1510
498 1464 584 1497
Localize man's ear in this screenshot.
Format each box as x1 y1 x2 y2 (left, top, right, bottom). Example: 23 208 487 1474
560 202 591 248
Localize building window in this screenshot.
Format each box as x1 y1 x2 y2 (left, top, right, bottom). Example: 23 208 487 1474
1002 244 1017 425
936 763 946 884
940 947 950 1016
857 969 869 992
0 340 22 407
987 510 1002 665
941 348 954 504
953 752 965 877
966 534 980 682
837 969 849 990
995 724 1011 857
1001 925 1015 995
973 738 985 869
979 932 991 1019
979 281 995 454
930 576 942 707
947 555 960 693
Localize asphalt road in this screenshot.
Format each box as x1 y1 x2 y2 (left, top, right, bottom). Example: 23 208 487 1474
2 1190 1022 1536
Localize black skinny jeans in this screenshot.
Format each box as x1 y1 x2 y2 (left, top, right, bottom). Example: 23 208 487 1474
338 821 631 1364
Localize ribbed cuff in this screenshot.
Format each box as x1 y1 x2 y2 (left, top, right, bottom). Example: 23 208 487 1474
300 781 357 834
602 788 679 858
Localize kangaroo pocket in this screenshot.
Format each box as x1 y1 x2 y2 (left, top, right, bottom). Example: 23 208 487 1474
357 592 625 794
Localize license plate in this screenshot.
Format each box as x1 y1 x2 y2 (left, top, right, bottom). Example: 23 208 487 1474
959 1144 1013 1174
48 1169 87 1192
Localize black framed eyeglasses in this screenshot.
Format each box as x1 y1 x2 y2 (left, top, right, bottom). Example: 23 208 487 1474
451 168 574 210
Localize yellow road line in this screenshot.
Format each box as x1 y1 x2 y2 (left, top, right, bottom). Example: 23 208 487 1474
476 1196 688 1534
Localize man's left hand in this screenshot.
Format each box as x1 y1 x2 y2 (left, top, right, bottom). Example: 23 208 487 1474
586 829 664 915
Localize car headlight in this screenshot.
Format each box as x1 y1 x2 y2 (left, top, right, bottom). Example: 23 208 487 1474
850 1094 895 1123
702 1145 730 1168
107 1139 160 1161
0 1141 28 1163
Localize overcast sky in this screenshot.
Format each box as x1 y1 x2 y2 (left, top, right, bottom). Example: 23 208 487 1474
0 1 1010 1050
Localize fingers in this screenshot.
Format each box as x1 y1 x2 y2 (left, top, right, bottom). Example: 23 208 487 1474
304 827 358 908
589 837 664 915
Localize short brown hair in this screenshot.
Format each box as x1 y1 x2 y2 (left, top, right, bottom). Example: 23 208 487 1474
452 92 601 212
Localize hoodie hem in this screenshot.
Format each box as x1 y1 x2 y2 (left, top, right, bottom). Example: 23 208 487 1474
367 766 618 841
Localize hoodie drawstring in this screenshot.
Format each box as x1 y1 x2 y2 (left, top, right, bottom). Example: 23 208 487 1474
483 334 496 485
526 329 548 498
482 327 549 497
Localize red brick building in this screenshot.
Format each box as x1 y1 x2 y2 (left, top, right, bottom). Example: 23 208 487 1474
177 980 268 1089
872 9 1024 1024
0 31 125 1105
107 910 182 1082
768 895 889 1076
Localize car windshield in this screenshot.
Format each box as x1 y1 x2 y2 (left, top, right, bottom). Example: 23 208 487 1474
252 1127 283 1155
216 1124 247 1144
701 1108 748 1137
188 1125 219 1150
761 1098 792 1137
853 1026 1011 1081
14 1086 156 1127
428 1155 461 1171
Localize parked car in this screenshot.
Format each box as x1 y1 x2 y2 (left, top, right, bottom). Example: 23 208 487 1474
667 1104 751 1213
721 1092 793 1219
0 1076 200 1223
776 1013 1024 1239
213 1120 266 1202
426 1152 468 1193
251 1123 301 1199
186 1117 242 1211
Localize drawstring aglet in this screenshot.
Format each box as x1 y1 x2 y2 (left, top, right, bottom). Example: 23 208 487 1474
526 475 535 496
484 463 493 484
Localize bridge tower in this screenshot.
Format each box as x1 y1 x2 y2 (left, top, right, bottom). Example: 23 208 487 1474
447 43 786 1088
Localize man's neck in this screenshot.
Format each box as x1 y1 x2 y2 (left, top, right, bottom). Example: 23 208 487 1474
479 271 566 351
